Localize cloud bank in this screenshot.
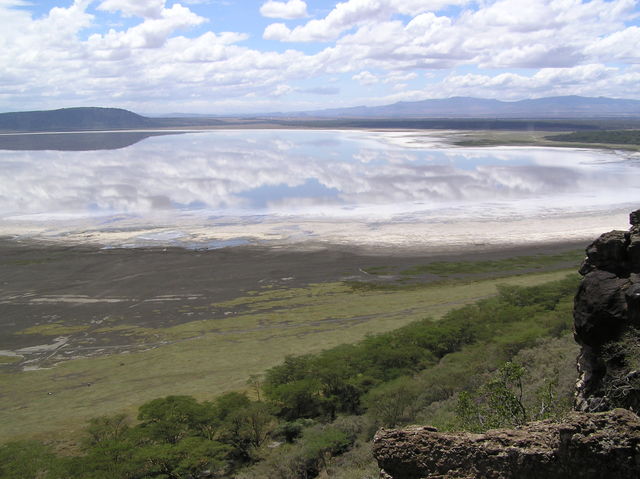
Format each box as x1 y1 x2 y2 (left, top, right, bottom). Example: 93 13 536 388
0 0 638 113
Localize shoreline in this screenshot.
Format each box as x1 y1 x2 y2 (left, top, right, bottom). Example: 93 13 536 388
0 207 629 255
0 232 589 258
1 126 639 152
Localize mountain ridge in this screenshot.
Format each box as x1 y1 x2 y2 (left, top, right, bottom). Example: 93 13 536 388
280 95 640 119
1 96 640 133
0 107 160 132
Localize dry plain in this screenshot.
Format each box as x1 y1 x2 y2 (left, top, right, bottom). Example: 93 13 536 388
0 236 585 442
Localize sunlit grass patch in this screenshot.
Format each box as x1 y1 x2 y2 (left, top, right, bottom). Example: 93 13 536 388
17 323 90 336
400 250 583 277
0 355 22 365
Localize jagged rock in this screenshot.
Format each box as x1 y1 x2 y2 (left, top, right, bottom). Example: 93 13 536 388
629 228 640 273
373 409 640 479
574 270 629 347
574 209 640 412
584 230 629 274
627 283 640 326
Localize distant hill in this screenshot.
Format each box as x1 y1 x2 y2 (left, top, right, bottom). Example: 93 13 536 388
279 96 640 119
2 97 640 134
0 131 179 151
0 107 161 132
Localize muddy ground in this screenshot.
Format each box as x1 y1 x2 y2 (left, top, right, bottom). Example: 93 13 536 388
0 237 585 369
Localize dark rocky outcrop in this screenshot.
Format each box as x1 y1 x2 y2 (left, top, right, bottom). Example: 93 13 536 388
373 409 640 479
574 209 640 412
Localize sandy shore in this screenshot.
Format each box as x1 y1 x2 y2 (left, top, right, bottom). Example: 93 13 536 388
0 207 631 253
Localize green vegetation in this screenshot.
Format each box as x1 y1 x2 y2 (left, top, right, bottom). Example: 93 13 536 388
450 129 640 151
0 355 21 365
1 266 574 442
0 273 581 478
457 361 554 432
17 323 90 336
398 250 583 277
238 275 579 477
599 327 640 410
547 130 640 145
261 276 577 423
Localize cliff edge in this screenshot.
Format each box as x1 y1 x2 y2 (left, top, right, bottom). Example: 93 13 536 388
574 209 640 412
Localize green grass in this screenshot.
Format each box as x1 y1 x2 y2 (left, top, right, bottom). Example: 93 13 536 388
451 130 640 151
0 355 22 365
0 269 573 443
17 323 90 336
399 250 583 277
546 130 640 145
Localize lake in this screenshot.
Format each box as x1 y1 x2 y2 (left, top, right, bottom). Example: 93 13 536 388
0 129 637 249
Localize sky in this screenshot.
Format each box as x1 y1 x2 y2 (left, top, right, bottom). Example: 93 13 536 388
0 0 639 114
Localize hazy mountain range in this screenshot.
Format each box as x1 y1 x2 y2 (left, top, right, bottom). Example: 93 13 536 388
282 95 640 119
1 96 639 133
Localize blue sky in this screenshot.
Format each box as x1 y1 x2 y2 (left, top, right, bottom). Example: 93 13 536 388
1 0 639 114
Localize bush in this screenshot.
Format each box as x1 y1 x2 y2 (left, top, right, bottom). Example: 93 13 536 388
263 275 579 423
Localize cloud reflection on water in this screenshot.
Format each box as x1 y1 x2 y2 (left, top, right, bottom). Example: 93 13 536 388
0 130 637 226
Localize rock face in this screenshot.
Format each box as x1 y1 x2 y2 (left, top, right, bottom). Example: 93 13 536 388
373 409 640 479
574 209 640 412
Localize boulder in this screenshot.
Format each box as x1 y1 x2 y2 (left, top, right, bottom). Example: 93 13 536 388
373 409 640 479
584 230 629 274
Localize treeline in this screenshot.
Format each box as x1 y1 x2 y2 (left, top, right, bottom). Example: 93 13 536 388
262 277 576 422
547 130 640 145
0 275 580 479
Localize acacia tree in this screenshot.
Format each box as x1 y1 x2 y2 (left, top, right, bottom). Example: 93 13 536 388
456 362 528 432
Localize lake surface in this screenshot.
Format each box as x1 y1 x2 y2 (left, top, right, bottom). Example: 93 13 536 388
0 130 637 249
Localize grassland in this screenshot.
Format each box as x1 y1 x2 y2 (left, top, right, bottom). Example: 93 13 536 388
451 130 640 151
385 249 582 277
0 258 578 443
546 130 640 145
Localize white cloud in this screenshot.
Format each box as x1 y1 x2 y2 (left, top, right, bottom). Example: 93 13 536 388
1 0 640 113
260 0 308 19
299 86 340 95
438 64 626 99
303 0 640 75
352 70 378 85
384 71 417 84
88 4 206 50
262 0 471 42
98 0 166 19
271 84 294 96
263 0 391 42
389 0 470 16
584 26 640 63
